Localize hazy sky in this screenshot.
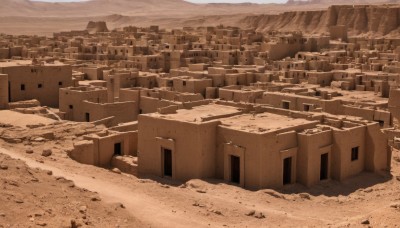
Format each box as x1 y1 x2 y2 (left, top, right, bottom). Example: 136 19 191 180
31 0 287 3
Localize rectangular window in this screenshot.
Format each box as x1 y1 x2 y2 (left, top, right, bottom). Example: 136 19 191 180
351 147 359 161
38 84 43 89
282 101 290 110
58 81 63 86
69 105 73 109
304 104 311 112
21 84 25 91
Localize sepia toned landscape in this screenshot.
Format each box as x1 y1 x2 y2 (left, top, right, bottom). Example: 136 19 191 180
1 0 400 227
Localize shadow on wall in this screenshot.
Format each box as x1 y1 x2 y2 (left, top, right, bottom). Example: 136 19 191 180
135 171 392 197
276 171 392 197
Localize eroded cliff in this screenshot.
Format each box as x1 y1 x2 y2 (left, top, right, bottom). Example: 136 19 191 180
240 5 400 36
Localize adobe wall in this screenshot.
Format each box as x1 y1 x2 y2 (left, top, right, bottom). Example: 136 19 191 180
82 101 138 126
331 125 366 181
139 96 181 114
216 124 321 189
257 92 322 111
216 127 267 189
94 133 132 167
82 67 109 80
388 88 400 122
364 123 390 172
297 129 332 187
0 74 9 109
59 88 108 121
138 115 219 181
0 48 9 59
69 140 95 165
1 64 73 107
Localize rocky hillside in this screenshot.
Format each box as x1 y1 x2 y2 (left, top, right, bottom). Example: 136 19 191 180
1 0 392 17
240 4 400 36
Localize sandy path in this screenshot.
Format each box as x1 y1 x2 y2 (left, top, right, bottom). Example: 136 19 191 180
0 147 209 228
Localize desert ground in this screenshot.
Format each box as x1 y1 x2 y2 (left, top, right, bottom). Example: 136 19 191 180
0 110 399 227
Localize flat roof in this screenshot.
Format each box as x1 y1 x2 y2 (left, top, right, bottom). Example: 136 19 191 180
319 88 388 104
146 103 242 123
220 113 315 133
0 60 66 67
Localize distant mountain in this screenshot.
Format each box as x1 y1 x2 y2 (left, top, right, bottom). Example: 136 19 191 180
0 0 197 17
1 0 392 17
0 0 398 36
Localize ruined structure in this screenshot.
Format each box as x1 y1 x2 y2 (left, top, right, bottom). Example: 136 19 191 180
0 9 397 190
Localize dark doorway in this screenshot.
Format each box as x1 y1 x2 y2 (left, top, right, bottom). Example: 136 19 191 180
163 148 172 177
85 113 90 122
114 143 122 156
282 101 290 109
320 153 328 180
304 104 311 112
230 155 240 184
283 157 292 185
8 82 11 102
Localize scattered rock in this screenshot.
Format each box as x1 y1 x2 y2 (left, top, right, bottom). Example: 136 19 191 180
0 123 12 128
245 210 256 216
160 184 170 189
0 213 5 217
70 219 80 228
79 206 87 214
46 170 53 175
31 211 44 217
15 199 24 204
26 148 34 154
254 212 266 219
26 123 45 129
116 203 125 209
33 137 46 142
299 193 311 200
31 178 39 182
361 219 370 225
264 189 285 199
2 137 22 144
210 209 222 215
363 188 373 193
35 221 47 226
111 168 121 174
41 149 52 157
0 164 8 170
196 190 207 194
390 203 400 209
396 176 400 181
192 202 206 208
7 180 19 187
90 196 101 202
39 132 55 140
